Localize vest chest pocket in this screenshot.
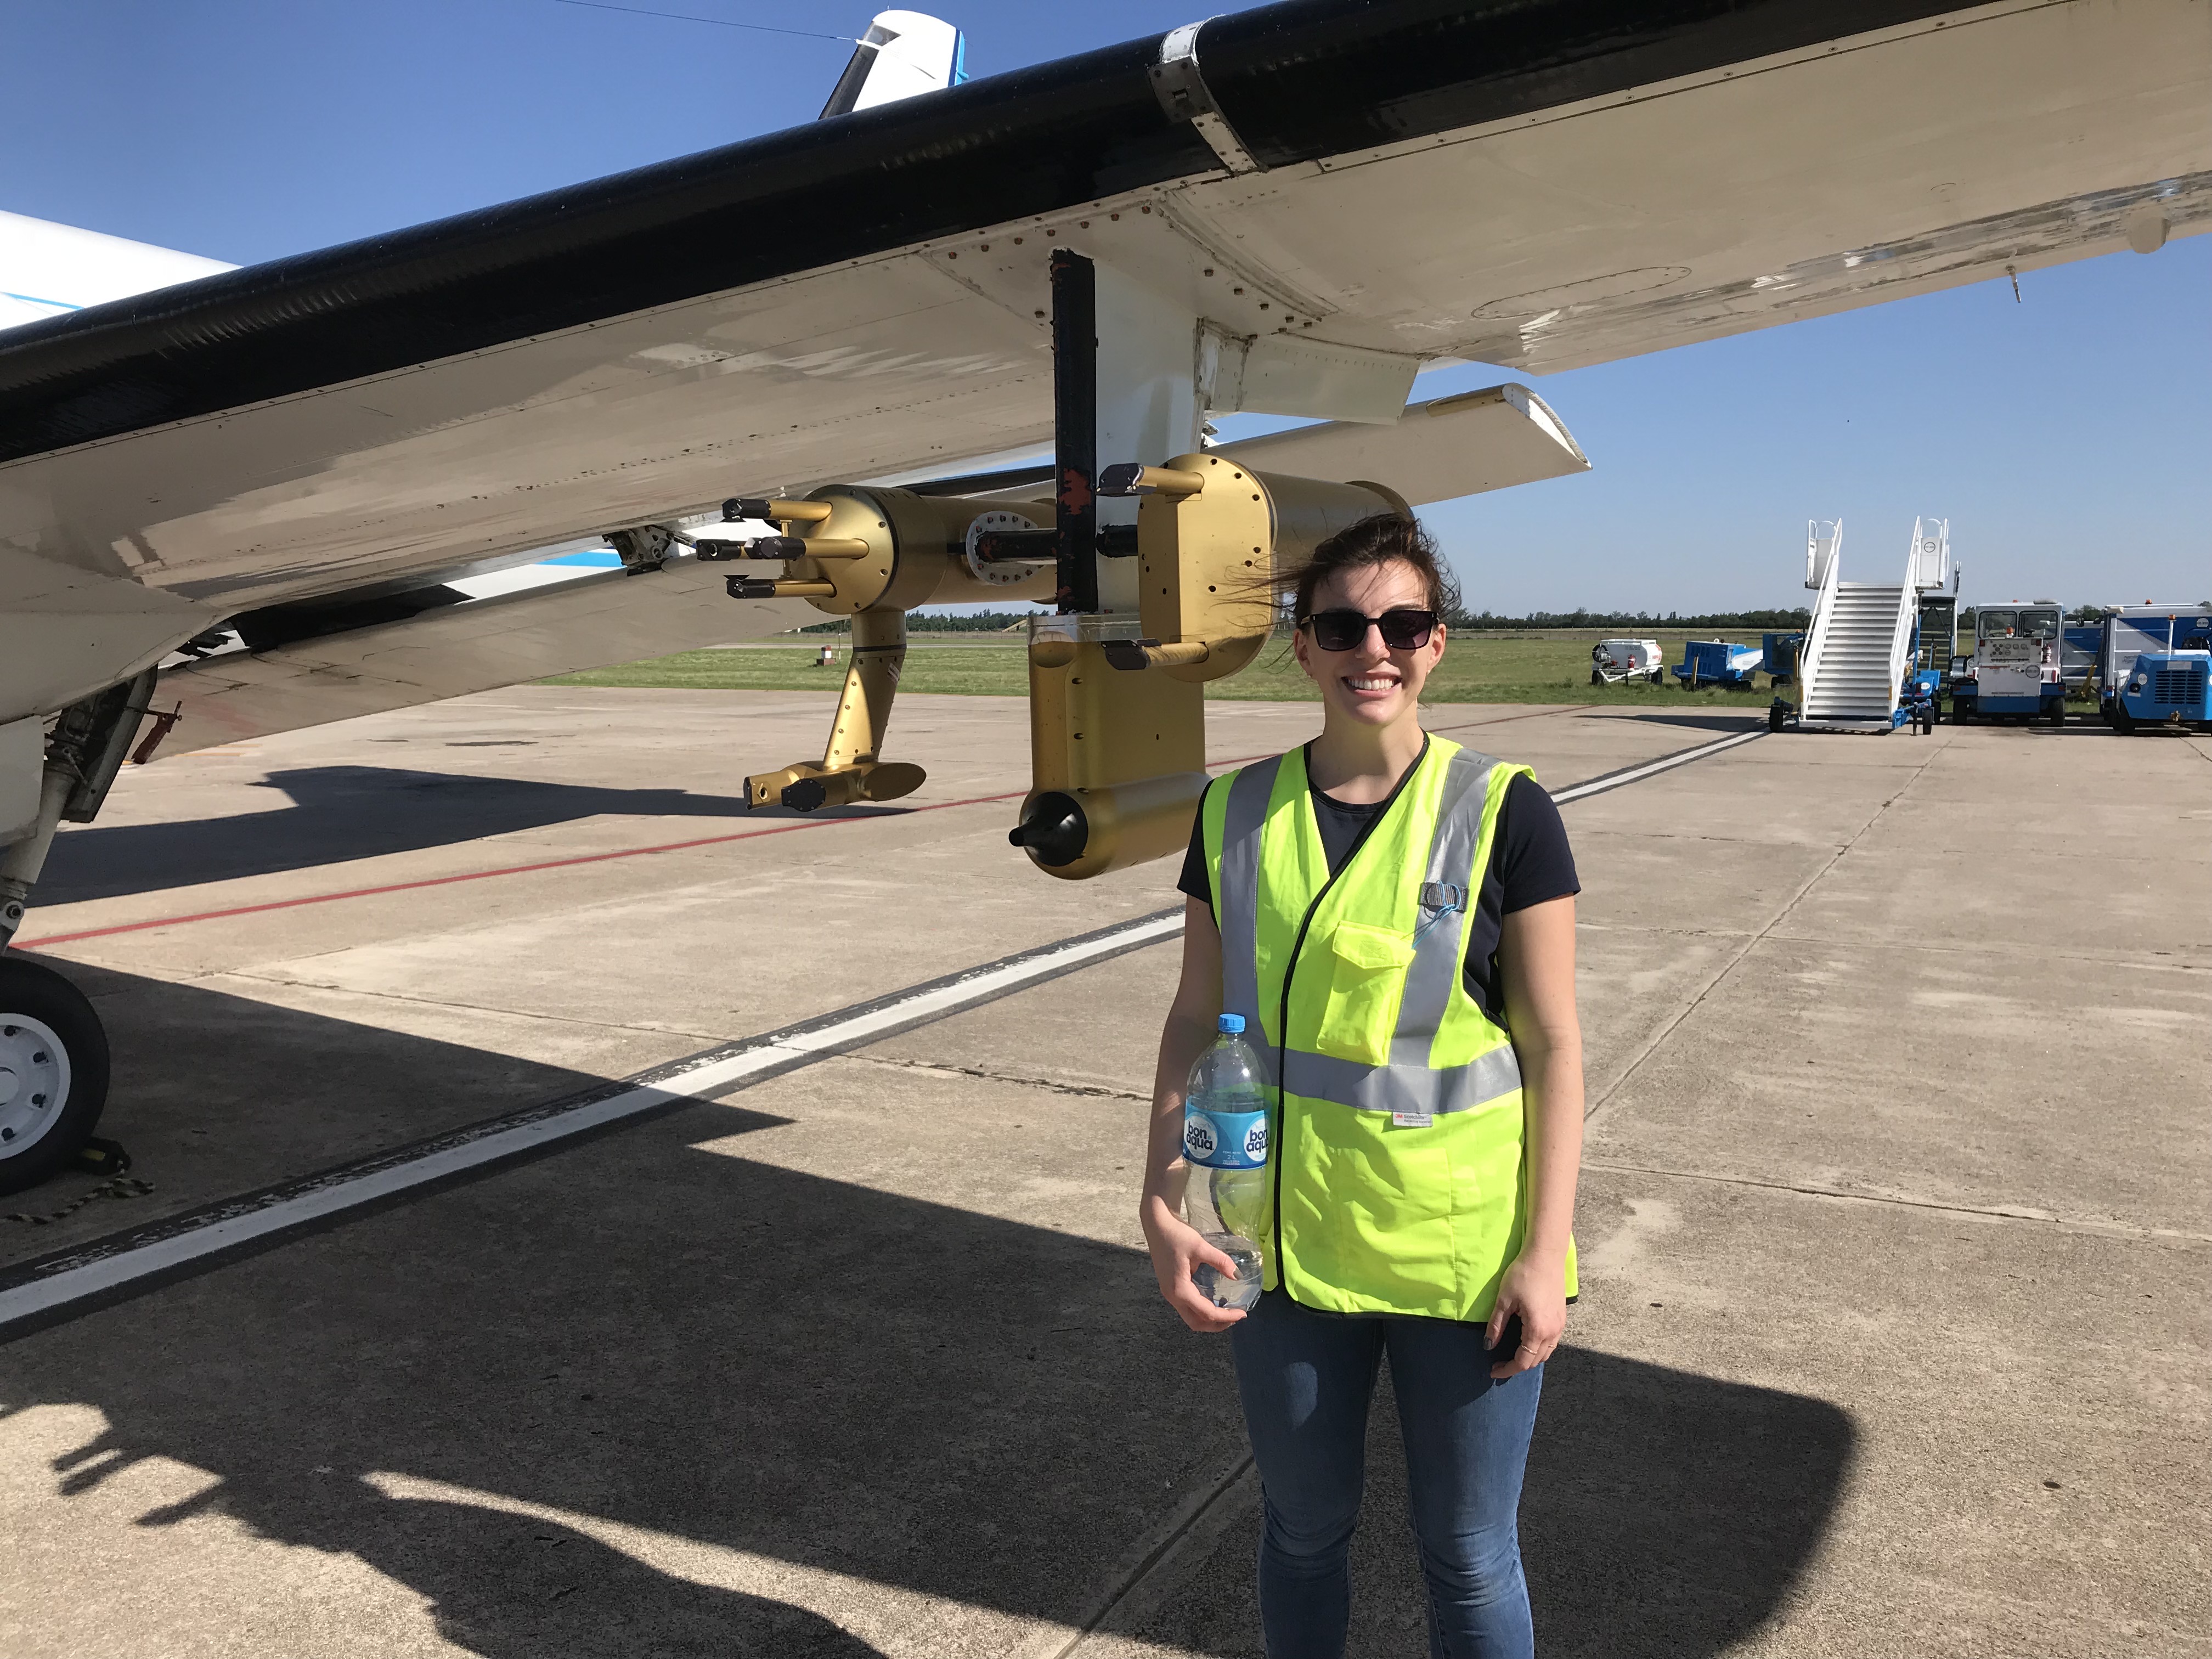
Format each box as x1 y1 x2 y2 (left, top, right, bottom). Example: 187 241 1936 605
1312 922 1413 1070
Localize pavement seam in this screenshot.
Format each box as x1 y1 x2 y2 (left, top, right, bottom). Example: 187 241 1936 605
1583 742 1948 1121
1016 1452 1259 1659
211 968 740 1042
840 1053 1152 1103
1579 920 2210 975
1581 1159 2212 1243
1751 930 2212 974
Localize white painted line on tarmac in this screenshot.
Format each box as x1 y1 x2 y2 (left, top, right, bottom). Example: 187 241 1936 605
0 907 1185 1338
1548 727 1765 805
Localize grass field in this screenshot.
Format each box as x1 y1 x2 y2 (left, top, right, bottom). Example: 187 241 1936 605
545 630 1785 708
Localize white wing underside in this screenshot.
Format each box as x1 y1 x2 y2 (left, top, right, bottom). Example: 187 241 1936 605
1 0 2204 739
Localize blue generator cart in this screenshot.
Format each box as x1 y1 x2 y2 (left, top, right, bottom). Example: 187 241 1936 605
1761 631 1806 684
1675 640 1762 689
2098 607 2212 734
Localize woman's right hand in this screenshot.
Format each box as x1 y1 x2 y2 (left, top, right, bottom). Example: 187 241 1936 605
1139 1193 1249 1332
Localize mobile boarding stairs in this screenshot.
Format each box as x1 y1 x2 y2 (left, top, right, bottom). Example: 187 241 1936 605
1771 519 1951 733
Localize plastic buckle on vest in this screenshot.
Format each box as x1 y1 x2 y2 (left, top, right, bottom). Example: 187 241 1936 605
1412 882 1467 946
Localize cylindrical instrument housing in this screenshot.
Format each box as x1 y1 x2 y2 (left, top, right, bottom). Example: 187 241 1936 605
1133 452 1408 684
761 487 1056 616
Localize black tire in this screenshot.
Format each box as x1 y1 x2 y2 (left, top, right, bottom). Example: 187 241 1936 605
0 957 110 1196
1590 669 1603 685
1767 703 1786 733
2045 702 2065 727
2111 704 2137 735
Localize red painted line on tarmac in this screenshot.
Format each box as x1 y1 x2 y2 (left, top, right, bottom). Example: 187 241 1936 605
14 704 1581 952
14 789 1036 951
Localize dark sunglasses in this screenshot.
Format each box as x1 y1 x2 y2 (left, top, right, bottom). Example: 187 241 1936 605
1299 607 1438 652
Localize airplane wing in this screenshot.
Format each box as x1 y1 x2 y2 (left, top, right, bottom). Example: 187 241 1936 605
1 0 2204 730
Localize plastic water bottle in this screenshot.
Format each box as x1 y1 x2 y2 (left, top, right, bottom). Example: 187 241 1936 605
1183 1013 1269 1312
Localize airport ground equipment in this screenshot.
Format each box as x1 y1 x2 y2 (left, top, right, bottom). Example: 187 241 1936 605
1592 638 1663 685
2095 606 2212 732
1951 601 2065 725
1760 632 1805 684
2111 650 2212 733
1773 517 1954 732
2061 625 2103 696
1914 592 1960 708
1673 640 1762 688
2094 605 2212 733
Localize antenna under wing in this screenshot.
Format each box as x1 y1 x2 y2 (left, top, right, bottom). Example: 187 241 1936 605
820 10 964 120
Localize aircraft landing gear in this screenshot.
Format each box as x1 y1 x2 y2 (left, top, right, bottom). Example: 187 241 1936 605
0 957 110 1196
0 670 150 1192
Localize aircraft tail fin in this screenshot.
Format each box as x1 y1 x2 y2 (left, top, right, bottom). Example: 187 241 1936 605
819 10 964 120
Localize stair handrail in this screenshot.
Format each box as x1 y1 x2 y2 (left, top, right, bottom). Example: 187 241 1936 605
1884 539 1919 719
1799 531 1842 710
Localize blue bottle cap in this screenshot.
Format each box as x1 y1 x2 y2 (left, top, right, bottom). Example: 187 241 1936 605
1217 1014 1245 1034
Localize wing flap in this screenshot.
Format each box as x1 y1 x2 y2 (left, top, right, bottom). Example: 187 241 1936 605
1213 385 1588 506
157 565 816 751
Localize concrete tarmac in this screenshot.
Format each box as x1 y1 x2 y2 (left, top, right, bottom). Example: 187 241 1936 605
0 689 2204 1658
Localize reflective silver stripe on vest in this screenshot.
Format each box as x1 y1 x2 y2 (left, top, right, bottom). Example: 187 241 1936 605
1282 1040 1522 1116
1389 748 1498 1069
1217 755 1282 1037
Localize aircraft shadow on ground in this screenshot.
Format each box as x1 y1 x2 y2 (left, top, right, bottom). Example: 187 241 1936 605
42 766 778 903
1591 710 1769 735
0 970 1850 1658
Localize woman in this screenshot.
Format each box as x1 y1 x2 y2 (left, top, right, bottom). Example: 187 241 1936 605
1139 514 1584 1658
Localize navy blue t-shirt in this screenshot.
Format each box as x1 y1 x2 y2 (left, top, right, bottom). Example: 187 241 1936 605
1177 751 1578 1020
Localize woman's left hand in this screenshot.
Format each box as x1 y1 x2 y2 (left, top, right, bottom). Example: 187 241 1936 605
1486 1250 1568 1380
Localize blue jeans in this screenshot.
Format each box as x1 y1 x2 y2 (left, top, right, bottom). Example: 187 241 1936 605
1229 1290 1543 1659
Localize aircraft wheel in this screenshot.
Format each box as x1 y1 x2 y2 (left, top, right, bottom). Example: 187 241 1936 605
0 957 110 1196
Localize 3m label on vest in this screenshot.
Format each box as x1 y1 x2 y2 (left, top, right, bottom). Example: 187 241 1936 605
1184 1104 1269 1170
1391 1111 1435 1128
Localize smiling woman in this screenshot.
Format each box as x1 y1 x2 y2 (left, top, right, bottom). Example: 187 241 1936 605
1141 512 1587 1659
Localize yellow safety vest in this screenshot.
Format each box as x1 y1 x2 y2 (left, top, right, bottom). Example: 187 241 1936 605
1200 737 1577 1322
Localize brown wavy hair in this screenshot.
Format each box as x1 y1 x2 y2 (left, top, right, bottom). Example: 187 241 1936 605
1283 513 1460 623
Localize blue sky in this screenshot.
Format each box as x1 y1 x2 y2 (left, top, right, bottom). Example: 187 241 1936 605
10 0 2205 613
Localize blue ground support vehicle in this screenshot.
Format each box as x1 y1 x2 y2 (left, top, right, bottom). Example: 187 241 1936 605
1674 639 1762 688
2099 606 2212 733
1761 631 1805 684
1951 602 2064 725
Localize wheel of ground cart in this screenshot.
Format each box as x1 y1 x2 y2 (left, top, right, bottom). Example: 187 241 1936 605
2111 704 2136 735
0 957 110 1197
1767 703 1786 733
1590 669 1603 685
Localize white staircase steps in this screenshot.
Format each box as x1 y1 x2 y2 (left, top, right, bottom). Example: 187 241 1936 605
1802 582 1911 726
